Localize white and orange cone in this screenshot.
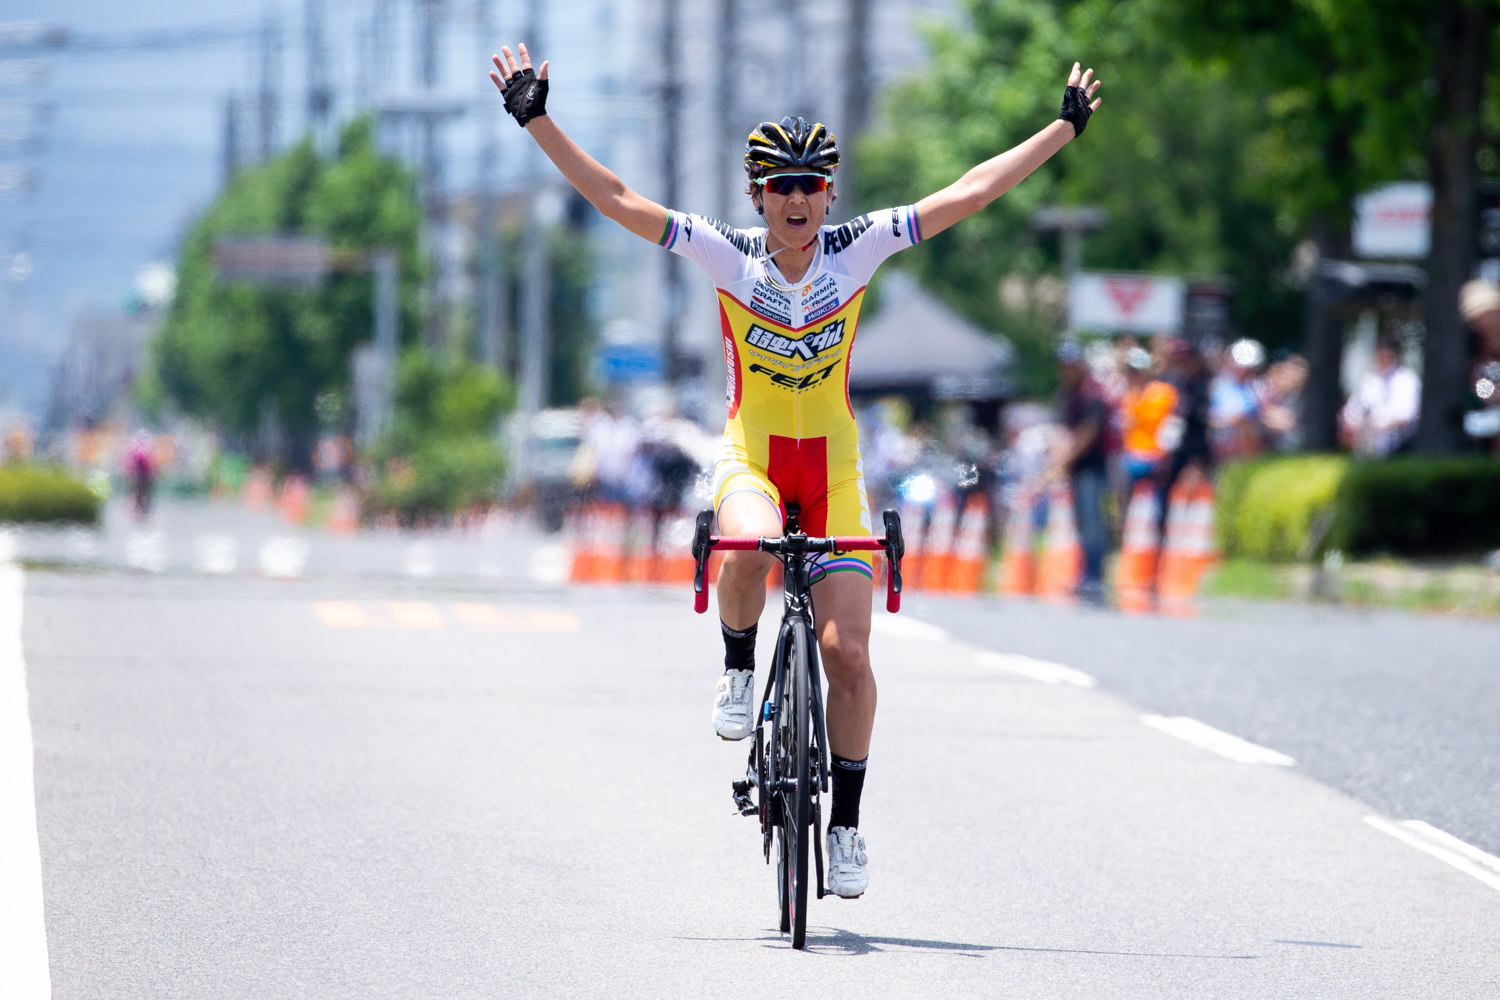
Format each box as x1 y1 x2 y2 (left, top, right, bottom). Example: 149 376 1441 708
1035 483 1082 602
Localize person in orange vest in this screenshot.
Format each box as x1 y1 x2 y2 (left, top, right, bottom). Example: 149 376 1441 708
1116 346 1178 500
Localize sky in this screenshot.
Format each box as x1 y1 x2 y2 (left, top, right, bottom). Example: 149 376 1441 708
0 0 952 423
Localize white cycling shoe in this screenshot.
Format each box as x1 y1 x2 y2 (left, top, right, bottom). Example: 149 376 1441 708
712 669 756 741
826 826 869 898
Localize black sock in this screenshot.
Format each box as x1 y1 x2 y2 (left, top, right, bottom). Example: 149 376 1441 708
721 620 757 674
829 753 867 831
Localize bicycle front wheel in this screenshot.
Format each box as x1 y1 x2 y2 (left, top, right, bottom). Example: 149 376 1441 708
787 621 813 949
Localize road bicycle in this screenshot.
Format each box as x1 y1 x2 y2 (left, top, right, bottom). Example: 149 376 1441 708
691 505 905 950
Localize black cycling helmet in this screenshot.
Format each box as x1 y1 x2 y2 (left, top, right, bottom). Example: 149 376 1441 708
744 116 840 178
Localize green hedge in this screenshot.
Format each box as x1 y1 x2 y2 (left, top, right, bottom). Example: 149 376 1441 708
1216 456 1348 561
0 464 102 525
1326 458 1500 557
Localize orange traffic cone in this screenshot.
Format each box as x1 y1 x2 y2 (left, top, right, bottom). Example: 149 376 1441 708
594 504 627 583
898 502 927 590
1115 483 1160 613
245 466 273 511
997 491 1036 596
622 508 655 582
1159 483 1216 615
922 497 957 591
277 474 311 524
659 511 698 584
946 495 989 593
569 504 600 583
1035 484 1082 601
327 486 360 536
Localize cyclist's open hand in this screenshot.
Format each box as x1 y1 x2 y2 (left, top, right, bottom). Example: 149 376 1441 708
1066 62 1103 112
490 43 548 92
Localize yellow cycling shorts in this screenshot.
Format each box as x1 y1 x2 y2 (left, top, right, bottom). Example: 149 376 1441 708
712 430 875 581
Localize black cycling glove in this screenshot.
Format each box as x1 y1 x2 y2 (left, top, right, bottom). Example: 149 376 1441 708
501 68 548 127
1058 85 1092 137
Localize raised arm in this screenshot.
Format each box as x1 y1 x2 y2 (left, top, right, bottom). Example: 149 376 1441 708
914 63 1101 239
490 45 669 244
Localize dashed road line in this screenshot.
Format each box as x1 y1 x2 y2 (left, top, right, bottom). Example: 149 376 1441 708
0 562 51 999
1364 816 1500 893
313 601 581 633
869 615 949 643
1141 715 1295 766
975 650 1098 687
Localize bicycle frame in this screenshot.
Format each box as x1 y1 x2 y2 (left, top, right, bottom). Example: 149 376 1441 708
690 507 905 932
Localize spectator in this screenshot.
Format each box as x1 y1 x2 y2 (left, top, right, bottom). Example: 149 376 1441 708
125 430 157 521
1260 352 1309 453
1116 346 1178 495
1157 339 1213 535
1340 336 1420 456
1461 280 1500 364
1460 280 1500 455
1209 338 1267 463
1053 343 1110 602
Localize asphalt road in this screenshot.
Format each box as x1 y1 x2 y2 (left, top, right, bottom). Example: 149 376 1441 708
18 571 1500 998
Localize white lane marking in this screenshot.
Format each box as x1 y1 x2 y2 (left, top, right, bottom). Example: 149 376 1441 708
402 541 436 578
194 534 237 575
528 542 569 585
975 650 1097 688
0 563 52 998
259 536 309 579
1364 816 1500 893
124 529 167 573
869 615 948 643
1141 715 1295 766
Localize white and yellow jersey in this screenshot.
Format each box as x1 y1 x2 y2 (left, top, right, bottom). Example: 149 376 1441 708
659 206 923 573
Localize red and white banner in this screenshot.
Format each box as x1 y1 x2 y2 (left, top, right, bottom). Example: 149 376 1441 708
1068 272 1184 334
1353 182 1431 260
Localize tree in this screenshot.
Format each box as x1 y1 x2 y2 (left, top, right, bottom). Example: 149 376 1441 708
855 0 1306 396
1165 0 1498 455
1417 0 1494 454
148 117 423 467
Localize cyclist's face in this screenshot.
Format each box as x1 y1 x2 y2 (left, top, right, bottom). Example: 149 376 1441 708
755 168 832 243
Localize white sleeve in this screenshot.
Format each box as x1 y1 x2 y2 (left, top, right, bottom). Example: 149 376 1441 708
660 210 760 287
823 205 924 284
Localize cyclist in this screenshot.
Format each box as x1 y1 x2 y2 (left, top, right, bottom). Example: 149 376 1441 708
491 44 1100 899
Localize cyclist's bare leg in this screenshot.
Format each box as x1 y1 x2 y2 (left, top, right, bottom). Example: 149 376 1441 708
811 572 875 759
714 490 781 630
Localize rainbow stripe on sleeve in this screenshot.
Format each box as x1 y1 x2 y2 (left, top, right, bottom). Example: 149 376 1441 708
658 211 682 249
905 206 923 245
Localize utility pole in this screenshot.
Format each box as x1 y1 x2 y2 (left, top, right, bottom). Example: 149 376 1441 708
417 0 446 349
371 0 393 101
715 0 738 221
304 0 332 144
518 0 551 423
662 0 684 384
779 0 807 117
256 13 281 162
221 94 242 187
476 0 507 370
840 0 871 219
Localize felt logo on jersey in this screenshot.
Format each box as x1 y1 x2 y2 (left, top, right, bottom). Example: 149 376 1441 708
822 214 872 255
889 206 902 238
749 361 839 390
745 318 845 361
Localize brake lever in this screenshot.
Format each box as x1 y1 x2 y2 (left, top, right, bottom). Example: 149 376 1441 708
691 508 714 614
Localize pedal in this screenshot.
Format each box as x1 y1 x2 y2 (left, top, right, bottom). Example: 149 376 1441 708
731 780 757 816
